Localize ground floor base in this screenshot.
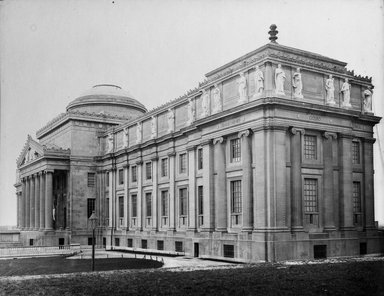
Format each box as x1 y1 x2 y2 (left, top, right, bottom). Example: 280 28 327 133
17 228 384 262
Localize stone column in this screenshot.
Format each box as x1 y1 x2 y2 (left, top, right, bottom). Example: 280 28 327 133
108 171 113 228
25 177 30 230
323 132 337 230
202 140 214 231
168 151 176 230
136 161 143 230
339 134 353 230
39 172 45 230
16 192 20 228
187 146 196 231
45 170 53 230
30 175 35 229
363 138 376 230
21 180 26 229
239 130 253 231
123 165 129 229
290 127 305 230
213 137 227 231
34 174 40 230
151 156 158 230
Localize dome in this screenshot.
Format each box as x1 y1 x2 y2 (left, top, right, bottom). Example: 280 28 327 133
66 84 147 118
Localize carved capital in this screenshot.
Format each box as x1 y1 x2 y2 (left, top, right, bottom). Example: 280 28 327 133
238 129 251 138
150 155 159 161
123 164 130 169
167 151 176 157
363 137 376 144
289 127 305 136
135 160 143 166
338 133 353 140
322 132 337 140
186 145 196 151
213 137 226 145
44 169 54 174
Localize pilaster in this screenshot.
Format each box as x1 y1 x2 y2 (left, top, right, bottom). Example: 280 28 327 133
30 174 35 229
45 170 53 230
39 172 45 231
187 145 196 231
25 177 30 230
363 138 376 230
339 134 353 230
201 140 214 231
21 179 26 229
168 151 176 231
213 137 227 231
34 173 40 230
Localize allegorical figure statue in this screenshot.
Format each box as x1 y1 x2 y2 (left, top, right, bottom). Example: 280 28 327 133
363 87 373 113
275 64 286 95
187 98 195 125
292 67 303 99
212 84 222 114
254 65 264 95
167 108 175 133
123 127 129 148
201 89 210 117
340 78 351 108
238 72 247 103
325 74 335 105
107 133 113 153
136 122 142 144
151 116 157 139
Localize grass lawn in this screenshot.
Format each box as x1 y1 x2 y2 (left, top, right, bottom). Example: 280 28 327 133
0 256 163 276
0 259 384 295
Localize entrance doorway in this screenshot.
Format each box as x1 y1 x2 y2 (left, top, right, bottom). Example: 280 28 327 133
194 243 199 257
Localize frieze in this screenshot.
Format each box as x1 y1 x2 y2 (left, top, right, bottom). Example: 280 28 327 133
216 116 246 130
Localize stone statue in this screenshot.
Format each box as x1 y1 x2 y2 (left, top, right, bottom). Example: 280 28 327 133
325 74 336 105
254 65 264 95
107 133 114 153
363 87 373 112
187 98 195 125
238 72 248 103
151 116 157 139
292 68 303 99
212 84 222 114
123 127 129 147
167 108 175 133
275 64 286 95
136 122 142 144
340 78 351 108
202 89 210 117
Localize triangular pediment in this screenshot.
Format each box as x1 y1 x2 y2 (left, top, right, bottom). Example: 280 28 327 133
16 135 44 167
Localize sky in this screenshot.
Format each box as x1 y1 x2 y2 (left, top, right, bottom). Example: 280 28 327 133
0 0 383 226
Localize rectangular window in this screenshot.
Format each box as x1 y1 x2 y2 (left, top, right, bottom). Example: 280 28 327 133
179 153 187 174
161 158 168 177
118 196 124 218
131 166 137 182
131 194 137 217
145 162 152 180
353 181 362 224
105 198 109 219
304 135 317 159
230 139 241 162
161 190 168 217
141 239 147 249
118 169 124 185
198 186 203 215
175 241 183 252
87 173 95 187
197 148 203 170
230 181 242 214
115 238 120 247
352 141 360 164
157 240 164 251
127 238 133 248
223 245 235 258
179 188 187 216
304 178 318 213
87 198 95 218
106 172 110 187
146 192 152 217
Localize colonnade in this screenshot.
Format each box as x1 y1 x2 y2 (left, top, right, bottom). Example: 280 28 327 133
18 170 53 231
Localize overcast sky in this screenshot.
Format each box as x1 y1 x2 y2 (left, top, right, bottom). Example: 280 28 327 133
1 0 383 226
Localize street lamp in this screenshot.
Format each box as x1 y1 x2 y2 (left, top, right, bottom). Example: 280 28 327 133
89 211 98 272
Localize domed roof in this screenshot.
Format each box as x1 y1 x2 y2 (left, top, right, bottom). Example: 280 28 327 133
66 84 147 114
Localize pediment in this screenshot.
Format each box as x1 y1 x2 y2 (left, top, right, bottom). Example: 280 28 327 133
16 135 44 167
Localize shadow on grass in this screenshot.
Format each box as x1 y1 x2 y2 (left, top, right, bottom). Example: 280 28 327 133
0 256 163 276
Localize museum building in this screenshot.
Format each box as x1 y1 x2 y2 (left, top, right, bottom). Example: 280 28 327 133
14 26 383 261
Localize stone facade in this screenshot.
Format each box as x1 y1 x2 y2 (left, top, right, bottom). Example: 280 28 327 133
14 35 383 261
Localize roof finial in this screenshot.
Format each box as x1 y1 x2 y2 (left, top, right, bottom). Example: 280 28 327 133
268 24 278 43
